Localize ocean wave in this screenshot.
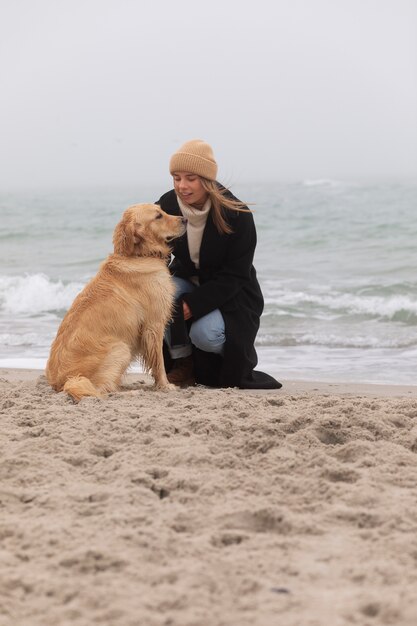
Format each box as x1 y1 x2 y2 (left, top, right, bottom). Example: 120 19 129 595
257 332 417 349
0 274 85 315
0 332 41 346
263 289 417 324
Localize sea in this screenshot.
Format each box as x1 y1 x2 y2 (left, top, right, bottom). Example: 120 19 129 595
1 180 416 384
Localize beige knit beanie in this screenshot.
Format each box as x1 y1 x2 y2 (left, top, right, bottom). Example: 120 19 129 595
169 139 218 181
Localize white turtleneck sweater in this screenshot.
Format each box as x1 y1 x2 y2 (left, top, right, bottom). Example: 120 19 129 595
176 195 211 270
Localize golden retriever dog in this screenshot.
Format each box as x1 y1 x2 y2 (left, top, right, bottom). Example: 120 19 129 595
46 203 187 401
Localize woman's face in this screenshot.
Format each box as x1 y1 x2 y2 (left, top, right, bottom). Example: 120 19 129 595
173 172 208 209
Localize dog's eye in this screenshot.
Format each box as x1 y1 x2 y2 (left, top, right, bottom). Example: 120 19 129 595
155 213 163 220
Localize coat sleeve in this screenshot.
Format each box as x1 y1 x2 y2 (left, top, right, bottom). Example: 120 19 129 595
182 211 257 320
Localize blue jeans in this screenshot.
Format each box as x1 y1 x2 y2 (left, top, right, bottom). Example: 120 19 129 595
166 277 225 359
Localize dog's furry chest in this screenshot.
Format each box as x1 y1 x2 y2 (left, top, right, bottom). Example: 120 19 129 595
129 270 175 322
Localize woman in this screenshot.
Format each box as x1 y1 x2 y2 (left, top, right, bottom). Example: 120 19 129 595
157 139 281 390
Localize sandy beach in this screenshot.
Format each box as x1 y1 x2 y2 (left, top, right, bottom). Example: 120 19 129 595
1 369 417 626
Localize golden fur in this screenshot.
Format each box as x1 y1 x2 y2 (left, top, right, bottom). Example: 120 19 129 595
46 203 187 401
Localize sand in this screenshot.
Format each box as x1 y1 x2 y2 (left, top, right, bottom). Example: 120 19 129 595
1 369 417 626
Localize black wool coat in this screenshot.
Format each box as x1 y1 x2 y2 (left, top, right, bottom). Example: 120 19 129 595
157 189 281 390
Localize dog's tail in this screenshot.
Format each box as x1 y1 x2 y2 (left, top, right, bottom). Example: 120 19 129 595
63 376 102 402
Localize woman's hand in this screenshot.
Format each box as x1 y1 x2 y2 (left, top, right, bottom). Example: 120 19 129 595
182 301 192 320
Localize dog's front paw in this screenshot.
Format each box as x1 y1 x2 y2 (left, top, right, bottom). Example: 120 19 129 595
155 382 177 392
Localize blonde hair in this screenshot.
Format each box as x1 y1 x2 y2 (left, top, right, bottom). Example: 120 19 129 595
200 179 251 235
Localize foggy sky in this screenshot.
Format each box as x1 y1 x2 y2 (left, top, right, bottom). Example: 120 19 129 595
1 0 416 189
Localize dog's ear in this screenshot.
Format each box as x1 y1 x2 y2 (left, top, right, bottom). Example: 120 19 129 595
113 211 135 256
133 226 144 254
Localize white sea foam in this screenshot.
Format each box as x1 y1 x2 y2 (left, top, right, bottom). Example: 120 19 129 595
255 345 417 385
0 357 47 370
0 274 85 315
